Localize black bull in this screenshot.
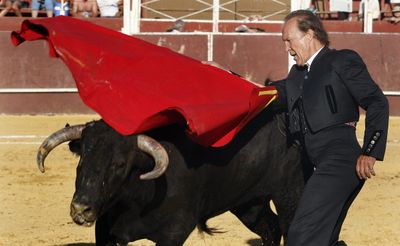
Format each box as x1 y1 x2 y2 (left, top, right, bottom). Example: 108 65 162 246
37 109 305 246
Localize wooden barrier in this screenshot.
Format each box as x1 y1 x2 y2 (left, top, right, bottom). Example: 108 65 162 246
1 18 399 115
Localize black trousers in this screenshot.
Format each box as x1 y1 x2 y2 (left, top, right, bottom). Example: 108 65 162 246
287 125 364 246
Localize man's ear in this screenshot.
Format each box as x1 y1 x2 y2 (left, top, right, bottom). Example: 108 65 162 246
305 29 314 41
68 139 81 156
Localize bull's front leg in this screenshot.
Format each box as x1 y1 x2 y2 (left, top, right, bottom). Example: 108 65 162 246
96 215 128 246
230 197 282 246
101 208 197 246
145 211 198 246
153 221 197 246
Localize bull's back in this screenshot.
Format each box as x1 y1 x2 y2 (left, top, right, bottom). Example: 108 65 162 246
155 109 298 216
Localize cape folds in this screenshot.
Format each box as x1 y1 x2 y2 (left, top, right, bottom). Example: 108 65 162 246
11 17 277 147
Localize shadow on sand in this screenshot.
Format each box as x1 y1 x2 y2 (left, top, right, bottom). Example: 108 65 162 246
247 238 263 246
55 240 282 246
246 238 283 246
54 244 95 246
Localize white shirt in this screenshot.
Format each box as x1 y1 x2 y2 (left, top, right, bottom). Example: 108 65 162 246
97 0 119 17
305 47 324 72
330 0 353 13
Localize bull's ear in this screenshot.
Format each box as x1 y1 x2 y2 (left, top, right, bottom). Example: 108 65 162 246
68 139 81 156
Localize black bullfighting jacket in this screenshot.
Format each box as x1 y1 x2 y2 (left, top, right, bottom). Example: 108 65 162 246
272 47 389 160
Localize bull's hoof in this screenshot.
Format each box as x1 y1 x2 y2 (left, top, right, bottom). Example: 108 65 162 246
262 239 280 246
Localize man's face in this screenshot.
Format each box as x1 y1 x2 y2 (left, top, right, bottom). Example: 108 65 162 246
282 18 312 66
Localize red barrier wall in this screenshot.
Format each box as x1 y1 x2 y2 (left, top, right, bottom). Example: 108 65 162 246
1 19 399 115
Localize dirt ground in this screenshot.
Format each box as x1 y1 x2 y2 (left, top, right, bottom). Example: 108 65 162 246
0 114 399 246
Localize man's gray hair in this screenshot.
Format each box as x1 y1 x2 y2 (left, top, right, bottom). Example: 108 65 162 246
284 10 330 47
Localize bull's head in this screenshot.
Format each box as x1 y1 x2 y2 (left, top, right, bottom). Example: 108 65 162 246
36 120 169 226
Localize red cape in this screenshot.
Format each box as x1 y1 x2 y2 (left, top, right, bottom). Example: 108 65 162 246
11 17 277 147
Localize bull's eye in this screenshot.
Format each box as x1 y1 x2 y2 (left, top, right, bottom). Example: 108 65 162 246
68 139 82 155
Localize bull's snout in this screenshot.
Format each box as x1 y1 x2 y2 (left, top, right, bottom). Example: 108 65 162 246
70 202 97 227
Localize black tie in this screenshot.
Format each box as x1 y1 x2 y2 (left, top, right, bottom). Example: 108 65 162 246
304 63 309 79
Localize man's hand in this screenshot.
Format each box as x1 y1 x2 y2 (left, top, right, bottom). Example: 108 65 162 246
356 155 376 180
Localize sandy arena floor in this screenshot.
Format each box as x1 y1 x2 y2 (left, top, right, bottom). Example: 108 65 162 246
0 115 399 246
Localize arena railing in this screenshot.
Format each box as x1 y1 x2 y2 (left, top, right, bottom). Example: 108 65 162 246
122 0 291 34
121 0 378 34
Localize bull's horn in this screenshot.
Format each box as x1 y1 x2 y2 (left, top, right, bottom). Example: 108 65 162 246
37 124 85 173
137 134 169 180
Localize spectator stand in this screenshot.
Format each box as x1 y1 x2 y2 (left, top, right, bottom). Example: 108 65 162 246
122 0 291 35
122 0 398 35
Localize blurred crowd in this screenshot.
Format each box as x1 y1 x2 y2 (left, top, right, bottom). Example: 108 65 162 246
1 0 400 25
0 0 122 17
302 0 400 22
232 0 400 33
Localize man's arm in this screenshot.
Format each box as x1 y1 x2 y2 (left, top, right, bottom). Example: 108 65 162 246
335 50 389 179
266 79 287 110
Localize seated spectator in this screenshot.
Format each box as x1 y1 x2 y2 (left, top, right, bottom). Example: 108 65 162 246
392 0 400 16
330 0 352 20
166 19 185 32
234 24 265 33
381 0 393 19
31 0 54 17
0 0 22 17
312 0 330 19
96 0 121 17
54 0 70 16
72 0 98 17
394 4 400 15
388 5 400 23
358 0 381 20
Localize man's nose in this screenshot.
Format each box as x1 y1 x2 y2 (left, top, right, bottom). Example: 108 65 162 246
284 42 291 52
